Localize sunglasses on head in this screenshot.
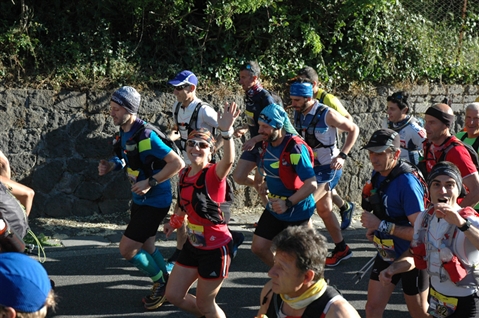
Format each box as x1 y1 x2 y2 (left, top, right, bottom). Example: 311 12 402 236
186 140 210 149
175 84 190 91
387 92 404 102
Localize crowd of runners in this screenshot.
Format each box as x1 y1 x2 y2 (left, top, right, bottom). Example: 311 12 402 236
2 61 479 318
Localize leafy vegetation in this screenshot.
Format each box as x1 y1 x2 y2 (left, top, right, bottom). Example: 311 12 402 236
0 0 478 92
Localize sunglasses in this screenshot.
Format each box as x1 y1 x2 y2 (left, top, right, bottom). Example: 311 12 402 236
186 140 210 149
387 93 404 102
174 84 190 91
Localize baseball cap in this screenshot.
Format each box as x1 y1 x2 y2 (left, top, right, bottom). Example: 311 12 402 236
361 129 400 153
168 70 198 86
0 252 52 313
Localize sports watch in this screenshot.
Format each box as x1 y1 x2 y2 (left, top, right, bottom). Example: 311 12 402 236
285 199 293 209
148 176 159 187
458 219 471 232
338 152 348 160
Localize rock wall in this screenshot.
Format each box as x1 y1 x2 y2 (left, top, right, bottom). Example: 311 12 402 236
1 85 478 218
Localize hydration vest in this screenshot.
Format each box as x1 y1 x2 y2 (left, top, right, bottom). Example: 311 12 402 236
174 102 216 151
113 122 180 177
178 165 234 225
293 104 335 149
415 206 479 287
260 135 315 191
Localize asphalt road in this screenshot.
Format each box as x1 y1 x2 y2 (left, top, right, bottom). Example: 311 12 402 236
41 225 409 318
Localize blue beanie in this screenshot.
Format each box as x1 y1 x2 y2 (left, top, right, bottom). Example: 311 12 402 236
0 252 51 313
259 104 298 135
290 82 313 98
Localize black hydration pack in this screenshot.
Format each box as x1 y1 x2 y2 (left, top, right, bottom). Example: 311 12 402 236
113 122 180 176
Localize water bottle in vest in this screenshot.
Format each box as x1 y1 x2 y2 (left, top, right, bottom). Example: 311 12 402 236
0 218 25 252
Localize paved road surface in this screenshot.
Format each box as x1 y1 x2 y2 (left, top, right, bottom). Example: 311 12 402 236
39 220 409 318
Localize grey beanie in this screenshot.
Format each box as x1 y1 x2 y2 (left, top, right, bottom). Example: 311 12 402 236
111 86 141 114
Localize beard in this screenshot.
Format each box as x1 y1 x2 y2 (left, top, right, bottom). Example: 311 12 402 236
268 129 280 142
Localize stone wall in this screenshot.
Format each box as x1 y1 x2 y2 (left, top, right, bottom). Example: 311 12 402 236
0 84 478 218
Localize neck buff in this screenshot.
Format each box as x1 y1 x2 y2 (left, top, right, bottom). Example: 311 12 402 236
425 107 455 127
246 82 263 98
388 115 412 132
280 278 326 310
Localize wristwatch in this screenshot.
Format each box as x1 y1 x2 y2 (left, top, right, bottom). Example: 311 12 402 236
285 199 293 209
338 152 348 160
148 177 159 187
458 219 471 232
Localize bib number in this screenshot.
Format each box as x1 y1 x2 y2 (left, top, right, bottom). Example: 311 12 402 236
187 222 206 247
428 287 458 318
373 235 396 262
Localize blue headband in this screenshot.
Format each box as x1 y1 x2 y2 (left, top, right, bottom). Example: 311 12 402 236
290 82 313 98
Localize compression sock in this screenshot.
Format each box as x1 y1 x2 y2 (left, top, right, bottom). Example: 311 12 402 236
335 240 347 251
339 202 349 213
129 249 165 283
150 248 168 275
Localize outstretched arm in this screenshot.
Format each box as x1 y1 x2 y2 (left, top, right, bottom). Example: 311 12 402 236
215 102 240 180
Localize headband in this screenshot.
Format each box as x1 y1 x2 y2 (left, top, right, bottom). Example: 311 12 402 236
188 128 215 145
425 107 455 127
290 82 313 98
427 162 465 198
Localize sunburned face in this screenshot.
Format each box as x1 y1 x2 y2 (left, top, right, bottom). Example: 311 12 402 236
424 115 448 143
268 250 305 297
429 175 459 206
368 149 398 176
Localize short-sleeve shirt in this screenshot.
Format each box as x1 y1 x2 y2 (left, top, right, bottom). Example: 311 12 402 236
112 118 173 208
260 135 316 222
315 88 349 118
424 136 477 178
372 171 425 260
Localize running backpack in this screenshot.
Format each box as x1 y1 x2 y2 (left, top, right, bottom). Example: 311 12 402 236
459 133 479 154
113 122 180 175
0 182 28 239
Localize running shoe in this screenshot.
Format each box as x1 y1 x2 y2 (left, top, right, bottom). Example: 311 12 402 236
231 231 245 259
325 245 352 267
143 281 167 310
340 202 355 230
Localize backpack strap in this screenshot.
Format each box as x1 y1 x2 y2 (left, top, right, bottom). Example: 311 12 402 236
174 102 181 128
318 90 328 104
188 102 203 132
460 133 479 154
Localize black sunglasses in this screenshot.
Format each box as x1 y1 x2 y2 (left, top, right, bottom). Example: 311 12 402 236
174 84 190 91
186 140 210 149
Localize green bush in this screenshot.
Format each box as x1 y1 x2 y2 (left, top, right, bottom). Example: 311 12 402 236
0 0 477 91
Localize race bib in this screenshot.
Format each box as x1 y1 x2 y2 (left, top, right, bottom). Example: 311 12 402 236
373 235 396 262
245 110 255 126
187 222 206 247
126 167 139 185
428 287 458 318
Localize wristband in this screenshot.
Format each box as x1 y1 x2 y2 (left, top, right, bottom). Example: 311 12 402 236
222 135 232 140
378 220 394 234
389 223 396 235
169 214 185 229
220 128 234 138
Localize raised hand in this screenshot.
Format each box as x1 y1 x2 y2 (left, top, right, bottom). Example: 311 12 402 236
218 102 240 132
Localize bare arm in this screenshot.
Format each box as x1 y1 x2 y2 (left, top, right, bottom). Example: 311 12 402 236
435 203 479 250
326 298 361 318
0 177 35 216
0 150 11 179
215 102 240 179
461 172 479 208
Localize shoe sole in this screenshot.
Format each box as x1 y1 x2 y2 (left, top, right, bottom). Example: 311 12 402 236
144 297 167 310
340 204 355 230
325 252 353 267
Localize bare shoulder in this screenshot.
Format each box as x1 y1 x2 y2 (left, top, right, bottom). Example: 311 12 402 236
325 297 360 318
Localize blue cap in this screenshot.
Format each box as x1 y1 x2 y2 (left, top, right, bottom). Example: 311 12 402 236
168 70 198 86
0 252 51 313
